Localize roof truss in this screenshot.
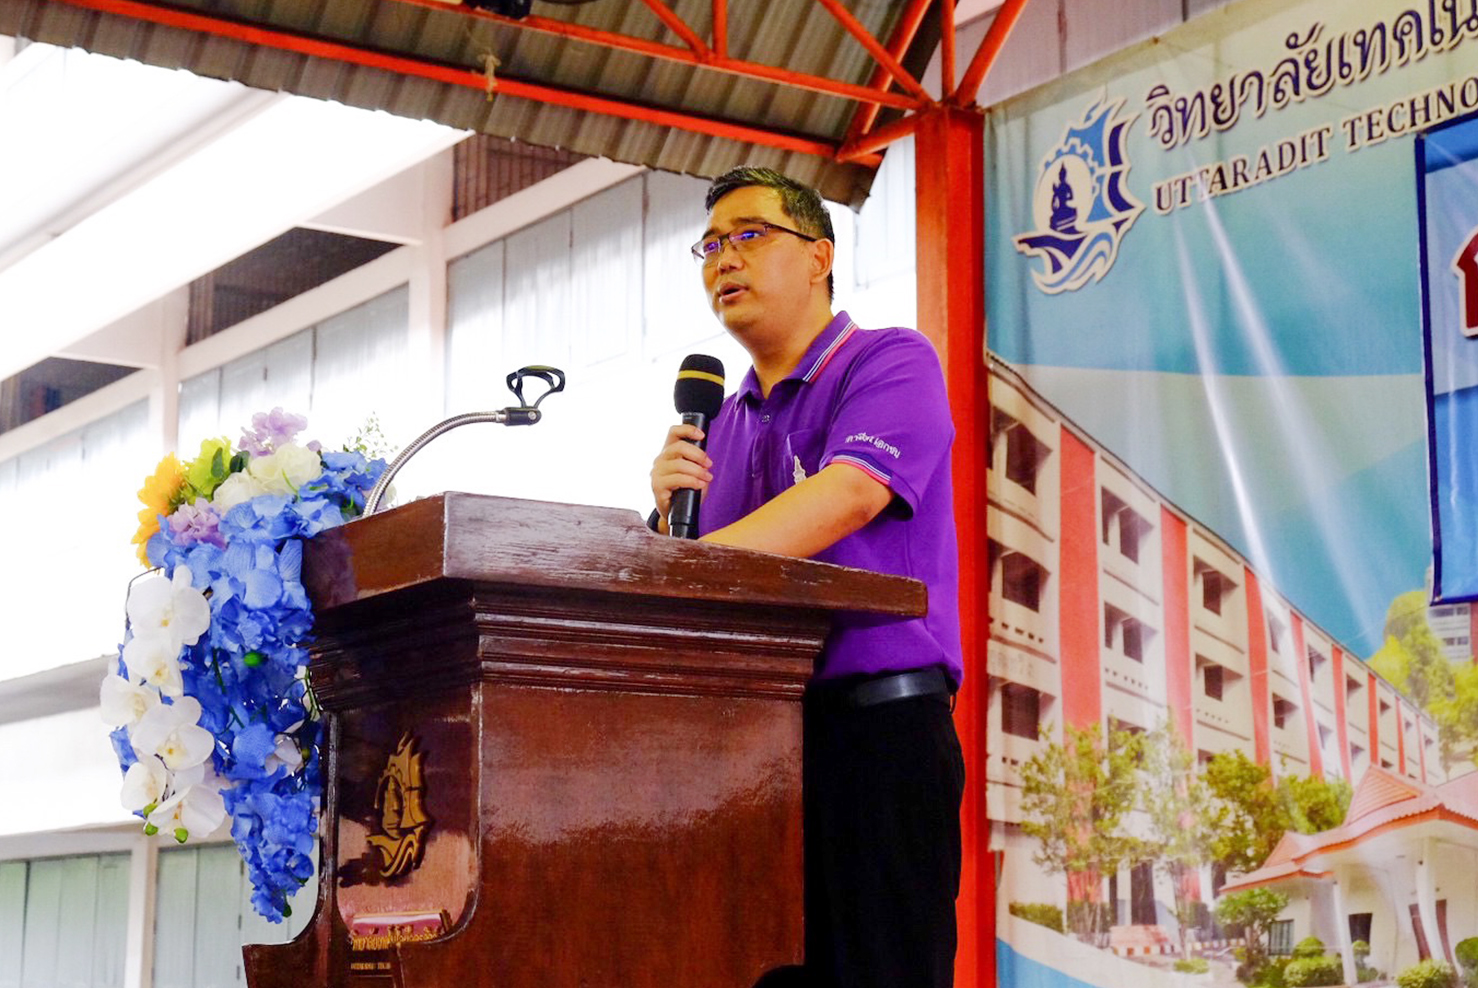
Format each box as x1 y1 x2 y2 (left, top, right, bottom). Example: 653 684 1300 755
46 0 1030 170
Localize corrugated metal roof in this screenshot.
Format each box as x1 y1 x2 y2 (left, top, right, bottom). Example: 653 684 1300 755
1 0 941 205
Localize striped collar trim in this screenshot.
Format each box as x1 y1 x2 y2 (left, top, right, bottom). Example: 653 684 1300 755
800 319 857 383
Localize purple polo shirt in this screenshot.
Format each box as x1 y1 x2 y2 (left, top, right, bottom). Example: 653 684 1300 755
698 311 963 686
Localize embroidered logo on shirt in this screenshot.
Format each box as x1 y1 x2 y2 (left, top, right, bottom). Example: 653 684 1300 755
793 455 808 486
844 431 902 459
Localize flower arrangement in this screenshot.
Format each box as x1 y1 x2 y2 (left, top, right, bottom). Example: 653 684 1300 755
102 409 387 921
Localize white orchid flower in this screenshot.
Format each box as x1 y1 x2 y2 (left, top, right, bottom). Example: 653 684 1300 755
120 755 169 812
122 634 184 697
99 673 160 727
130 696 214 771
126 566 210 652
149 784 226 842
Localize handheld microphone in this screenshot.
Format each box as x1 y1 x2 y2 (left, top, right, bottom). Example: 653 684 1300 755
669 354 725 539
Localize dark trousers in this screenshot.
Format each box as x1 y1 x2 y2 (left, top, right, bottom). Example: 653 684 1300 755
797 683 965 988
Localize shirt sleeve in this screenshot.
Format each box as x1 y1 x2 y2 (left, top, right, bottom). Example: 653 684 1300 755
819 329 954 519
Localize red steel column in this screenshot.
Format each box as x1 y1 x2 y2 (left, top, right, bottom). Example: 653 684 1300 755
1245 569 1271 766
914 103 990 988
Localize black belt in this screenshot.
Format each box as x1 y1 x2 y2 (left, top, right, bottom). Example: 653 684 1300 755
809 666 953 709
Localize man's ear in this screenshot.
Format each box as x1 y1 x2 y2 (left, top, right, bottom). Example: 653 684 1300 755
809 238 835 287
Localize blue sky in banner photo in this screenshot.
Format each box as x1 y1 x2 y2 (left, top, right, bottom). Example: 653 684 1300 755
982 0 1476 654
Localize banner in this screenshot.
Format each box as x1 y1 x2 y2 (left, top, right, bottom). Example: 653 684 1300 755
1419 110 1478 600
984 0 1478 983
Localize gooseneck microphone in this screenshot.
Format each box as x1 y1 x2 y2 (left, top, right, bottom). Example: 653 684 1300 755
669 354 726 539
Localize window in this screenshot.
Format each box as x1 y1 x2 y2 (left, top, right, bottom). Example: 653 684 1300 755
1351 743 1365 766
1380 698 1392 717
1348 913 1372 947
1123 619 1145 661
1204 663 1225 700
1105 605 1154 662
1273 695 1297 730
1101 489 1151 564
1308 647 1327 682
1346 675 1363 701
0 854 129 981
1001 683 1042 739
1270 920 1295 956
1267 615 1285 655
1432 605 1455 618
1196 560 1235 616
1000 549 1046 611
990 410 1049 494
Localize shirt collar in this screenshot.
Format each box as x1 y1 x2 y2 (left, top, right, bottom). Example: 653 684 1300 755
736 311 857 403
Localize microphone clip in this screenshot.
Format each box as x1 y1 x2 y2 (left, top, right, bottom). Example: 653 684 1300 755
363 364 567 515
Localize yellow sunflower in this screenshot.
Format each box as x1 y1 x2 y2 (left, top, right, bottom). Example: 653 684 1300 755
131 453 186 566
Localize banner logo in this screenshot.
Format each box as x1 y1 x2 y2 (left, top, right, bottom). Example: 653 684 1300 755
1015 96 1144 294
1454 226 1478 337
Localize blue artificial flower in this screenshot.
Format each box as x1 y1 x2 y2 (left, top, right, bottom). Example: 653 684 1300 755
112 427 384 923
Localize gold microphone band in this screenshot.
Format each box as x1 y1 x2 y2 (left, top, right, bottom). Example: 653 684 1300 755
677 370 725 386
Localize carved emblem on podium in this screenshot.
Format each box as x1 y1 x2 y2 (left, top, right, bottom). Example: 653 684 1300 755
367 733 431 879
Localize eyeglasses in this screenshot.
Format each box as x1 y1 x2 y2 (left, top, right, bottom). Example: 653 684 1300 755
690 222 820 264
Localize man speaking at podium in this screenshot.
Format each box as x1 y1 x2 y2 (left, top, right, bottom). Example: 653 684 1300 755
650 167 965 988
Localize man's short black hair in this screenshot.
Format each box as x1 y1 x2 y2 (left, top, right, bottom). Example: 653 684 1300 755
705 166 835 299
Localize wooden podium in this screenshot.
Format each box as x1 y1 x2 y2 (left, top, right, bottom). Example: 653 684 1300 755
242 493 924 987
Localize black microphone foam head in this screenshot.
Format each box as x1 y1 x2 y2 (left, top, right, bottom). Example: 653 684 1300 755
674 354 726 417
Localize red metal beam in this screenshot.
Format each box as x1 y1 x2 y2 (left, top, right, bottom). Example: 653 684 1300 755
940 0 956 97
51 0 881 166
954 0 1032 106
813 0 931 103
391 0 920 112
835 112 918 164
712 0 728 59
841 0 933 146
495 75 880 166
637 0 709 58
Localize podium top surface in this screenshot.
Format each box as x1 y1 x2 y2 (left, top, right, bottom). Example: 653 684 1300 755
305 492 925 619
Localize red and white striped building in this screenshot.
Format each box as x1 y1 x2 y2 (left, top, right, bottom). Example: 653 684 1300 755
984 356 1450 922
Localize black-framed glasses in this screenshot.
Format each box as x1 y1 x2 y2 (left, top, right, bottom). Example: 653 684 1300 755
690 222 820 263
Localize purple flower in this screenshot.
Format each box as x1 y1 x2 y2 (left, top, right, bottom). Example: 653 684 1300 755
240 408 309 456
167 501 226 549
